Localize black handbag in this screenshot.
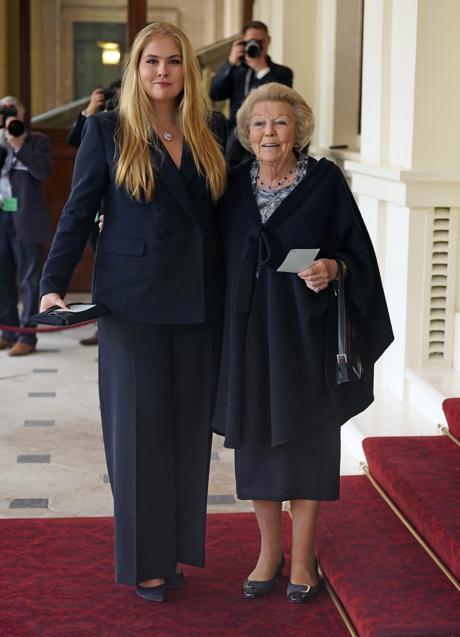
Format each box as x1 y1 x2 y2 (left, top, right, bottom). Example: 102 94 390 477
30 303 110 326
335 261 363 384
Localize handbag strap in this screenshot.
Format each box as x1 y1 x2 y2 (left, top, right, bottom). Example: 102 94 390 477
336 261 348 365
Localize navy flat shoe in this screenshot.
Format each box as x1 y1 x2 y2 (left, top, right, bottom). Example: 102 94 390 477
135 582 167 602
242 554 285 599
165 571 185 589
286 579 322 603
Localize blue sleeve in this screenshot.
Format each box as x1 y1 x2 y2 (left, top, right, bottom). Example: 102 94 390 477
40 116 110 297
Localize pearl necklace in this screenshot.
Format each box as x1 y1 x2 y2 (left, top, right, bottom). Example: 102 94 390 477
257 165 295 190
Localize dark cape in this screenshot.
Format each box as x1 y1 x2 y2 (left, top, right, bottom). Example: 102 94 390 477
212 157 394 449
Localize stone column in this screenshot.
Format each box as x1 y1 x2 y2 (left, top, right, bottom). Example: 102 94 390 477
346 0 460 406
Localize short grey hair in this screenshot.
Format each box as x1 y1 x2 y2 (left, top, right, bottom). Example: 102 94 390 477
0 95 18 105
235 82 314 153
0 96 25 115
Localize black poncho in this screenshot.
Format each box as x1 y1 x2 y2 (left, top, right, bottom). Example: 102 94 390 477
212 157 394 449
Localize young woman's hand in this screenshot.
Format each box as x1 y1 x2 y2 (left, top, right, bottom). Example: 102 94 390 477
39 293 69 312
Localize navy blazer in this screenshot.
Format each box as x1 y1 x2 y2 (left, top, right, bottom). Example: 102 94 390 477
209 58 293 127
8 131 52 245
40 111 227 325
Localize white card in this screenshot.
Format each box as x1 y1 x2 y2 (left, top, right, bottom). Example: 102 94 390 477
55 304 96 313
276 248 320 273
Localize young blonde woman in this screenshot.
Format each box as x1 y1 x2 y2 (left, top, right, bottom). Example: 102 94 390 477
39 22 227 602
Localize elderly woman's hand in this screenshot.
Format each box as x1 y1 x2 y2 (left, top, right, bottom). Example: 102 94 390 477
297 258 338 292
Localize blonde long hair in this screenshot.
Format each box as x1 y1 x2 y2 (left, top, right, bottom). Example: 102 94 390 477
115 22 227 202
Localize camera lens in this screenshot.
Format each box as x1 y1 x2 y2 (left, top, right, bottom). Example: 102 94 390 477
244 39 261 58
7 119 25 137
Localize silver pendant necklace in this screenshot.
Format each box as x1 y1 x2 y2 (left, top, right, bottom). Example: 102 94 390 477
163 130 173 142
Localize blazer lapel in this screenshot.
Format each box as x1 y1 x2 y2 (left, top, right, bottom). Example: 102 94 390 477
152 143 199 223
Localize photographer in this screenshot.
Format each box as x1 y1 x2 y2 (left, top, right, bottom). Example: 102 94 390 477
210 21 293 164
0 96 51 356
67 80 121 148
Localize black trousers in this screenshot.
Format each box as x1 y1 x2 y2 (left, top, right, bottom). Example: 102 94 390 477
98 316 221 585
0 212 42 346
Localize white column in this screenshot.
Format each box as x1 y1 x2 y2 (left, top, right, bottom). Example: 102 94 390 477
223 0 243 37
253 0 318 116
348 0 460 405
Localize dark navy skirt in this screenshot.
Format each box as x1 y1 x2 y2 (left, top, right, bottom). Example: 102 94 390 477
234 413 341 501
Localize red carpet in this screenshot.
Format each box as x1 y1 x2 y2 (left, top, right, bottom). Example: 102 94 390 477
443 397 460 439
363 435 460 579
317 476 460 637
1 513 348 637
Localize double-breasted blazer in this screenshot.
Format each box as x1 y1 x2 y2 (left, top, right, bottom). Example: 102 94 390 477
40 110 227 325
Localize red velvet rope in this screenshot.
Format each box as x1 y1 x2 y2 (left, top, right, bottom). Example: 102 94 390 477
0 321 97 334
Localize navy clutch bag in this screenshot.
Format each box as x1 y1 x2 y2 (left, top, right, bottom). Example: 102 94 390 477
30 303 110 326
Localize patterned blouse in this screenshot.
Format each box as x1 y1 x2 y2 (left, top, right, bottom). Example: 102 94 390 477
250 153 309 224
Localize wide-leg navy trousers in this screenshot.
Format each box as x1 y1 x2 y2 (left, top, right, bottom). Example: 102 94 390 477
98 316 221 585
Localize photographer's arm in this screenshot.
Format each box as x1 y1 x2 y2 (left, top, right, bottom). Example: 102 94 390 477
209 62 236 101
14 133 51 181
40 116 110 301
209 40 244 101
67 89 105 148
82 88 105 117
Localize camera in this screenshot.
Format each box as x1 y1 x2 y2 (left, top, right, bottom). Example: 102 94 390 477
242 39 262 58
0 104 25 137
102 81 121 111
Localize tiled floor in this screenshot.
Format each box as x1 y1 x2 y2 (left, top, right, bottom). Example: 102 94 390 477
2 294 394 520
0 305 252 519
5 303 443 524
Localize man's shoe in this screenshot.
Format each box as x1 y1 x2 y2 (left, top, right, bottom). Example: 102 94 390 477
8 342 36 357
135 582 167 602
0 338 12 350
79 332 98 346
242 554 285 599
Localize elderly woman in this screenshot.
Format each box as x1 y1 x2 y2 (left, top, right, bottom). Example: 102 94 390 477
212 83 393 602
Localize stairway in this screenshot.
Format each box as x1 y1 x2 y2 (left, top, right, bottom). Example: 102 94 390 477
316 398 460 637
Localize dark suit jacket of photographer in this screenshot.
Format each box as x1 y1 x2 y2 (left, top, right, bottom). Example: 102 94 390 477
40 110 227 325
7 131 52 245
210 57 293 128
66 113 88 148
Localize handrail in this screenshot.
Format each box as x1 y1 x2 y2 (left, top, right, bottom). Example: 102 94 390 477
31 96 88 127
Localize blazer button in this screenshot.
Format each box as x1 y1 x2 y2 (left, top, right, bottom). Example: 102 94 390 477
159 227 170 238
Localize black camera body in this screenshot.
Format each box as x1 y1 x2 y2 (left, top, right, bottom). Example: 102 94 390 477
0 104 17 121
103 86 118 112
0 104 25 137
241 38 262 58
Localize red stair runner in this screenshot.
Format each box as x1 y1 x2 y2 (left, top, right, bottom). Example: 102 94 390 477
363 435 460 580
443 398 460 439
316 475 460 637
1 513 348 637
